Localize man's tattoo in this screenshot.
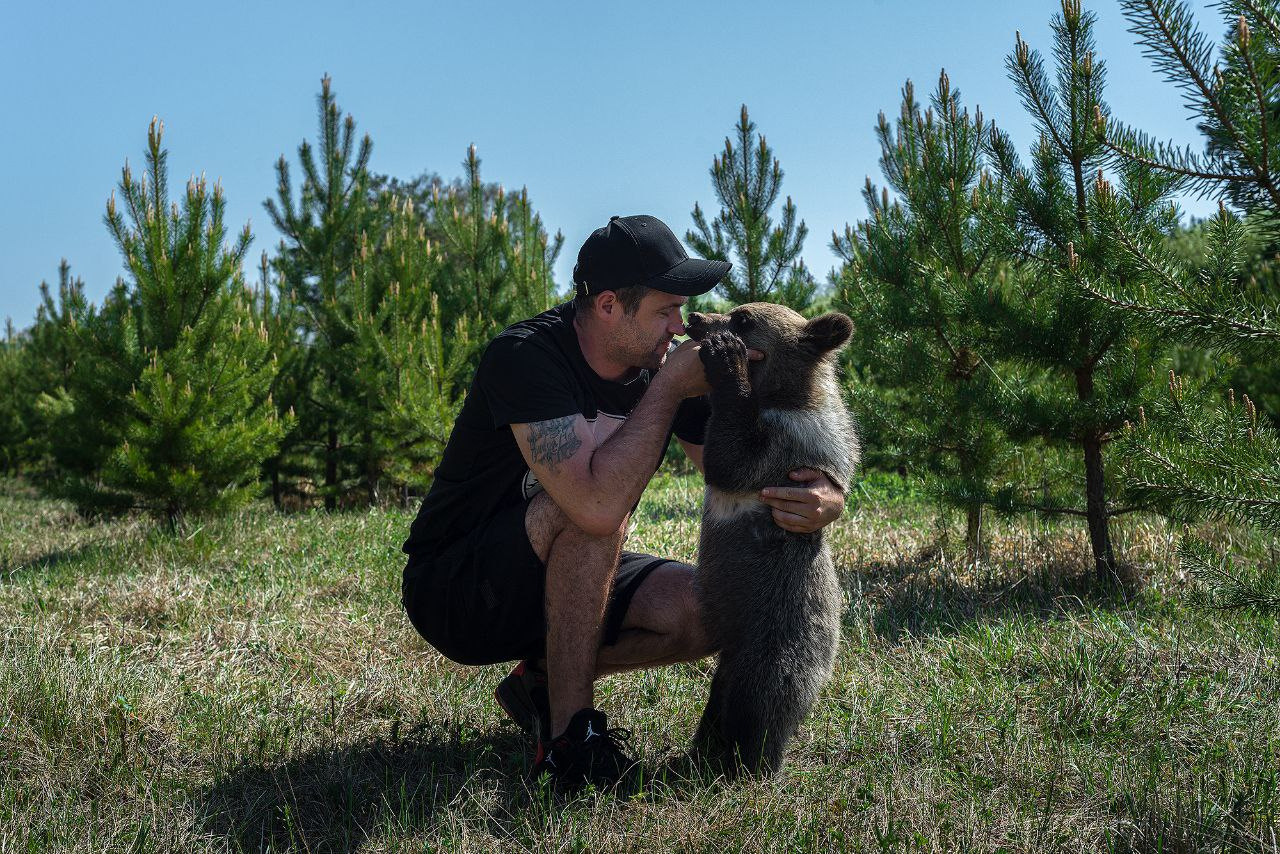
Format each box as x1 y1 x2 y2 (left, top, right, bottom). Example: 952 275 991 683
527 416 582 473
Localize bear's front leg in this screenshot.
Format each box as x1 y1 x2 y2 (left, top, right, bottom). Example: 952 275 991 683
699 331 767 488
699 330 751 401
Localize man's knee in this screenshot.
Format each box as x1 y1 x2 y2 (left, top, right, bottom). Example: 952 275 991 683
624 562 716 658
525 491 629 565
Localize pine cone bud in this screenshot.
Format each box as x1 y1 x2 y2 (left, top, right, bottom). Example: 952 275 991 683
1015 32 1029 67
1238 15 1250 48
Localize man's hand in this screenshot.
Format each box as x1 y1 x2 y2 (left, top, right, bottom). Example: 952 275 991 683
661 339 711 398
760 468 845 534
663 339 765 400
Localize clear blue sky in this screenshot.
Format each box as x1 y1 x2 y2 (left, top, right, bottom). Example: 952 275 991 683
1 0 1223 329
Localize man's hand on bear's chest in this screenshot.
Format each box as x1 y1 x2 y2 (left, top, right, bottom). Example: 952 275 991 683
698 330 750 396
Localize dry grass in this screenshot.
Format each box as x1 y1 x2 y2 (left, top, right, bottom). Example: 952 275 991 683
1 476 1278 852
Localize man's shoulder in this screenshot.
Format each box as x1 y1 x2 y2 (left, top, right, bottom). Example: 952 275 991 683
495 302 575 343
475 302 586 412
483 303 574 359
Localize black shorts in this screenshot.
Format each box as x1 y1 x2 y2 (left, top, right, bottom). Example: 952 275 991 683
401 499 674 666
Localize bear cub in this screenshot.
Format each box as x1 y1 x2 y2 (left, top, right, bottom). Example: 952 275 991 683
685 303 859 777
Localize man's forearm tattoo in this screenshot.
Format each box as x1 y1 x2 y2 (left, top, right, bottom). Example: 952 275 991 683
528 416 582 473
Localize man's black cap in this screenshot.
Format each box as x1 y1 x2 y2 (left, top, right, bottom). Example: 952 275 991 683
572 215 732 298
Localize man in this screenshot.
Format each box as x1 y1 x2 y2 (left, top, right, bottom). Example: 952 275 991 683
401 214 845 791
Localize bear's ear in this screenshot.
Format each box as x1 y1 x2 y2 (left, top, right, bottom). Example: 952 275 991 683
802 312 853 357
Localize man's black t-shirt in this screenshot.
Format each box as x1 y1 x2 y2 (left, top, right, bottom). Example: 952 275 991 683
401 302 709 567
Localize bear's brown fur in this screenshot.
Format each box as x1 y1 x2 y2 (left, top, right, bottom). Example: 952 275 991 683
686 303 859 776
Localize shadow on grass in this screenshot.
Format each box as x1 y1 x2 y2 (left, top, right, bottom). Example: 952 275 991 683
0 543 114 582
199 723 540 852
849 545 1144 642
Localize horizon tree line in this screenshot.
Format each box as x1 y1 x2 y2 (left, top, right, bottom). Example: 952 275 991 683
1 1 1275 610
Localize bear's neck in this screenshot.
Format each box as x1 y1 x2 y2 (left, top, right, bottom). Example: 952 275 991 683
757 361 837 411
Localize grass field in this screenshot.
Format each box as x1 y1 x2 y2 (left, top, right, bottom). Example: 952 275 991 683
1 474 1278 852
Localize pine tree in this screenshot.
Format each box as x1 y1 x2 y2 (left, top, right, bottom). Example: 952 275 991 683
264 75 377 510
430 145 563 360
1087 0 1280 608
245 253 310 509
0 321 24 474
45 118 285 526
341 195 472 504
5 261 90 474
835 72 1016 559
688 105 817 311
975 0 1177 581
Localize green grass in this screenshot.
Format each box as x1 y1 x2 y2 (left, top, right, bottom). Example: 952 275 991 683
1 477 1278 852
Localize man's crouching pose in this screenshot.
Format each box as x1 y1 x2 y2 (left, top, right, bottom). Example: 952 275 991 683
400 214 845 793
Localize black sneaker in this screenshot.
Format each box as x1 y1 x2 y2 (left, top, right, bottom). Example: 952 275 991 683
529 709 640 794
495 659 550 743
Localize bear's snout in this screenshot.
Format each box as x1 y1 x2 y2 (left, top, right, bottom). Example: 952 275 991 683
686 311 730 341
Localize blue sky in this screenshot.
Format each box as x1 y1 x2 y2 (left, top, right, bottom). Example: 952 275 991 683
1 0 1223 328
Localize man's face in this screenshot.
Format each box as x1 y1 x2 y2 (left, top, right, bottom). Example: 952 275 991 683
608 290 688 372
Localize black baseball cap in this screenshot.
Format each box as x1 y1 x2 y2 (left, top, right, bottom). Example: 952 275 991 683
572 214 732 298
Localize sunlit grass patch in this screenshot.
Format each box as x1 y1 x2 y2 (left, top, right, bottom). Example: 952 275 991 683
1 476 1277 851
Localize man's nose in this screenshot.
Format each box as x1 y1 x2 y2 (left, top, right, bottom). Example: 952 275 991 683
671 314 686 335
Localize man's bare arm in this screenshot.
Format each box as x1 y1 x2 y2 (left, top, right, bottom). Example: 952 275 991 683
524 416 583 475
677 438 705 475
512 340 707 536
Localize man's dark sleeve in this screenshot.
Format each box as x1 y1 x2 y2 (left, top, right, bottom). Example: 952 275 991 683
477 336 581 427
672 394 710 445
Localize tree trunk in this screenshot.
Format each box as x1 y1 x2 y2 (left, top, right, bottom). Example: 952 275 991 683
325 423 338 512
965 503 984 563
1075 365 1116 582
1082 434 1116 582
365 440 379 507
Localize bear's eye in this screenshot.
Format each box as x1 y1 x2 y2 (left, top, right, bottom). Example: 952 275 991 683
732 314 753 331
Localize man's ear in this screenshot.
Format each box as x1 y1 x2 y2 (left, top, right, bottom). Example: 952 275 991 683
802 312 854 357
595 290 619 319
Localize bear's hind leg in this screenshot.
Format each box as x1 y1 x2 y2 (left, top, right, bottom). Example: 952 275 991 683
692 664 731 769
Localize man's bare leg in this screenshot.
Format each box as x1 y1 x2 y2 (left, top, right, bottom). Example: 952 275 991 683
526 493 717 735
525 492 626 736
596 562 715 675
